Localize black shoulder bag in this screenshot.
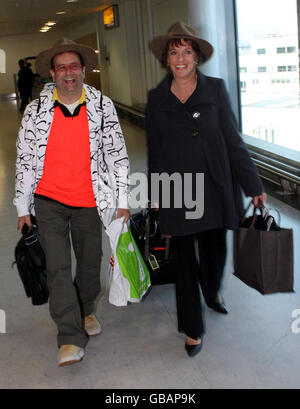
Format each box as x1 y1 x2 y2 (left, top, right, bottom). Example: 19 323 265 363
13 218 49 305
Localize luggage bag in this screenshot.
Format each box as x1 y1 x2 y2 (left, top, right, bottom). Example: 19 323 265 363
129 209 174 285
13 219 49 305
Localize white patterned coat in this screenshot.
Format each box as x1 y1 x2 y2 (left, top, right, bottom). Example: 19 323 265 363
14 82 130 227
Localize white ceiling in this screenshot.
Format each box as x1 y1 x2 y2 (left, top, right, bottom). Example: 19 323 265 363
0 0 113 37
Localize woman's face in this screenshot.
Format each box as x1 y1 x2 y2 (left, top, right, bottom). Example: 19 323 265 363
167 39 197 80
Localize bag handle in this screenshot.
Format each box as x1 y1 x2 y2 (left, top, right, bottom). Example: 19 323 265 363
143 210 160 259
242 200 281 230
241 200 254 222
241 200 257 229
255 203 281 229
264 206 281 228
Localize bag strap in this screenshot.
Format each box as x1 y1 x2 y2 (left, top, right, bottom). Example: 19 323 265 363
164 237 171 260
242 200 281 230
23 228 46 269
241 200 254 224
144 213 150 260
241 200 265 229
264 206 281 228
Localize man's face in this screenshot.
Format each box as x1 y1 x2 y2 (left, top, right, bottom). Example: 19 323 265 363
50 52 85 97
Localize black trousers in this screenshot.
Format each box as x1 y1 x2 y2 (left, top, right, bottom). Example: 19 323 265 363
172 228 227 339
34 197 102 348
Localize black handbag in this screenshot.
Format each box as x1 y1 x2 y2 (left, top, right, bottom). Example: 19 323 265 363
234 202 294 295
129 209 174 285
13 219 49 305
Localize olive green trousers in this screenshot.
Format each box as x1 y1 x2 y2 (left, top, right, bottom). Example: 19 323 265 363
34 196 102 348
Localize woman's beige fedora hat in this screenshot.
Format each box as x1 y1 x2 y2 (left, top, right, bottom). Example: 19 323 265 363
35 37 98 76
149 22 213 63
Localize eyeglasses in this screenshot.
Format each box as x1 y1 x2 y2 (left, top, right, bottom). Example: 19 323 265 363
54 63 82 72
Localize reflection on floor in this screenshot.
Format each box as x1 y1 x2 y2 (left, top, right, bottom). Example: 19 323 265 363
0 100 299 389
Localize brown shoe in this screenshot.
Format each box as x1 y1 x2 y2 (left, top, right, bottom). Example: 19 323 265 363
84 314 102 336
57 345 85 367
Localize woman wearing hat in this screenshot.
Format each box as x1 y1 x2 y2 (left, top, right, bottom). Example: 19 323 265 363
147 22 266 357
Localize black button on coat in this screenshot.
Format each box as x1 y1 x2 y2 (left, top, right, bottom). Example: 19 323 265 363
146 71 264 236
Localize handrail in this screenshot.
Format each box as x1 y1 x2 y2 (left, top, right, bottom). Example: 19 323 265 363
248 144 300 187
254 159 300 185
113 100 145 119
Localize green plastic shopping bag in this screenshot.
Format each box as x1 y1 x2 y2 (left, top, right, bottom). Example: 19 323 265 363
107 217 151 306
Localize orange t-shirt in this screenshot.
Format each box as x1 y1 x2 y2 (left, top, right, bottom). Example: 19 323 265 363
35 105 96 207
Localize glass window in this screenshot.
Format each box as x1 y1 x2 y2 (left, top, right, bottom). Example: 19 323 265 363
257 48 266 54
240 81 247 91
235 0 300 154
277 47 286 53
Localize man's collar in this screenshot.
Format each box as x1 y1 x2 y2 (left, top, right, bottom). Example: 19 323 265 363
52 87 86 105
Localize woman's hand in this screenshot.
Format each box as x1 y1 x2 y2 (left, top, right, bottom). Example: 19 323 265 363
253 193 267 208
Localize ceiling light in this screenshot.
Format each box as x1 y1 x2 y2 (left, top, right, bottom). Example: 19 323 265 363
66 0 78 3
45 21 56 26
56 11 66 15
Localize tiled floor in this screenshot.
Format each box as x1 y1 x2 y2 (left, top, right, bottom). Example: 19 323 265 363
0 99 299 389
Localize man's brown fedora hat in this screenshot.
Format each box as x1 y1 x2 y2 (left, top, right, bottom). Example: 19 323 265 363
35 38 98 76
149 22 213 64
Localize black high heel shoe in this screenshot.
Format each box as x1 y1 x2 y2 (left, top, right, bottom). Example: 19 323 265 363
185 340 203 358
207 299 228 314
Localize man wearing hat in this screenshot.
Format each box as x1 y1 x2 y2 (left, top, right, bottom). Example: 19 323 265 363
14 38 130 366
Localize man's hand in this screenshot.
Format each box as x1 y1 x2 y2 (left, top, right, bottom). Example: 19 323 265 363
253 193 267 208
18 215 32 234
116 208 130 223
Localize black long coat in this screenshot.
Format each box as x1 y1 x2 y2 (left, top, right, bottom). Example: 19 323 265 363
146 70 264 236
